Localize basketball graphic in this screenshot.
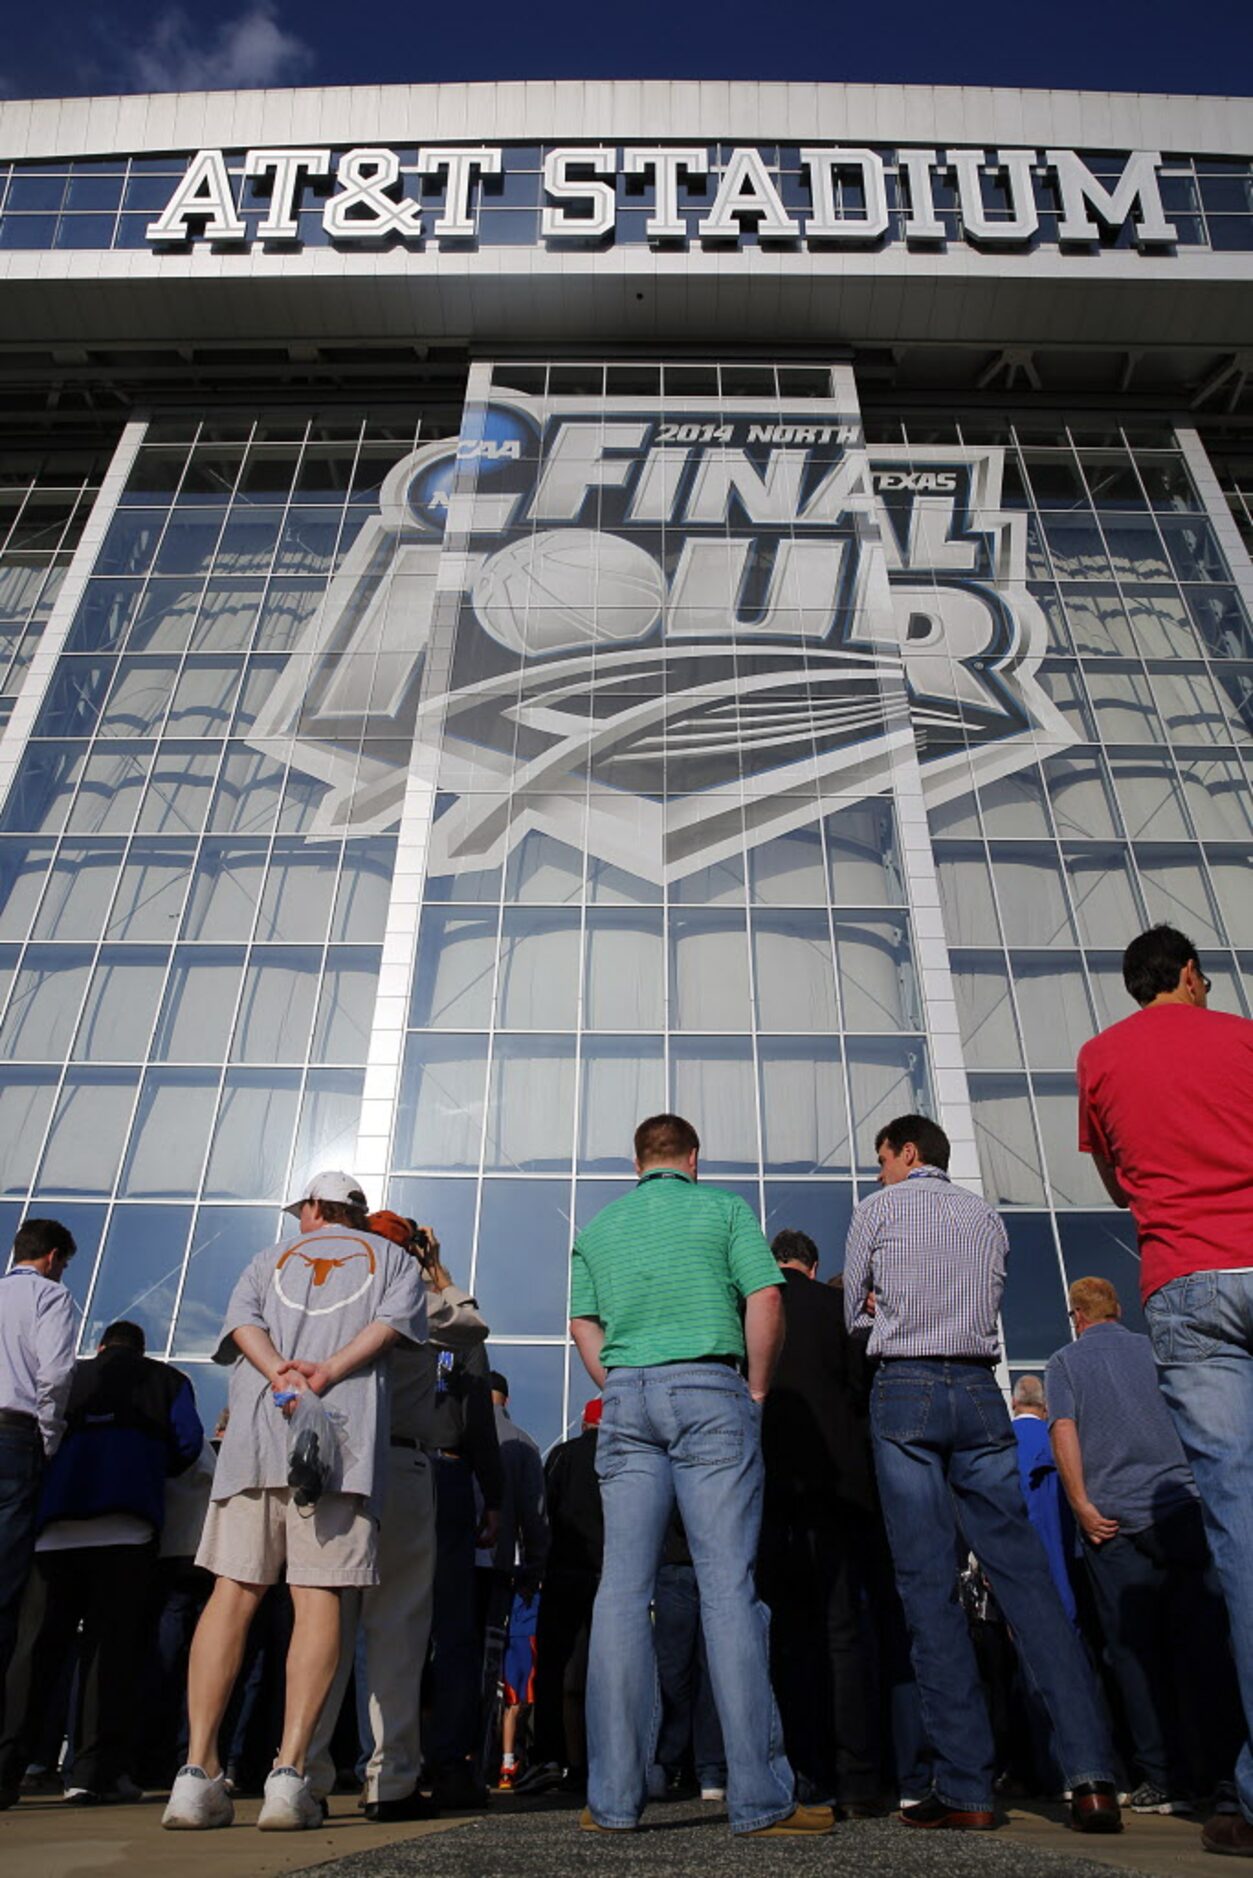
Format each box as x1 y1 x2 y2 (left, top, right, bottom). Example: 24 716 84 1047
471 528 666 656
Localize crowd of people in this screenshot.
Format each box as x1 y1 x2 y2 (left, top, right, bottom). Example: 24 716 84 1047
0 920 1250 1856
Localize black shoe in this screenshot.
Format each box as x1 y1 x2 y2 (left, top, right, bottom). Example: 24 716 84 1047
902 1794 996 1829
840 1800 884 1820
430 1763 488 1811
0 1788 19 1811
1069 1781 1122 1834
1202 1812 1253 1856
364 1790 439 1822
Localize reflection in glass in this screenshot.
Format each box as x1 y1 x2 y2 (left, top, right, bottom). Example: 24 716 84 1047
578 1036 664 1172
289 1070 365 1202
0 946 92 1061
969 1073 1046 1205
951 953 1023 1070
669 910 750 1029
847 1037 931 1173
1134 846 1225 943
485 1036 576 1173
410 909 497 1028
1009 953 1095 1067
762 1180 853 1275
835 914 920 1031
1043 752 1122 841
173 1205 283 1357
934 844 1000 947
106 840 194 939
504 830 584 903
1062 844 1143 947
671 1036 757 1174
475 1180 572 1336
312 950 380 1064
0 1068 58 1193
584 909 664 1030
747 826 826 904
231 949 320 1062
33 842 122 939
202 1068 300 1200
73 949 167 1062
753 910 837 1031
497 909 580 1029
85 1203 191 1352
1033 1073 1109 1206
758 1035 847 1174
37 1066 136 1194
986 844 1075 948
826 800 902 903
999 1212 1070 1362
394 1034 488 1172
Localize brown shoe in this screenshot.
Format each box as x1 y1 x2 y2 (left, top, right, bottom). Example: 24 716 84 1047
742 1805 836 1836
579 1807 636 1832
1202 1812 1253 1856
1069 1782 1122 1834
901 1795 996 1830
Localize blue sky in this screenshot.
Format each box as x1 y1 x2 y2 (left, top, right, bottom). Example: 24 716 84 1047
1 0 1249 101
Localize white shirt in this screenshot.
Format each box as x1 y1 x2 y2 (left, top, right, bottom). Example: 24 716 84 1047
0 1265 80 1455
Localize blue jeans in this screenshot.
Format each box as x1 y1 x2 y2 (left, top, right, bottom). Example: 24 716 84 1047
653 1561 726 1789
870 1361 1114 1812
587 1364 793 1832
426 1455 481 1769
1146 1270 1253 1823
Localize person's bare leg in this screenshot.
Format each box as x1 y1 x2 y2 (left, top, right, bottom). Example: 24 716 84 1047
276 1586 343 1773
186 1578 267 1775
502 1703 520 1759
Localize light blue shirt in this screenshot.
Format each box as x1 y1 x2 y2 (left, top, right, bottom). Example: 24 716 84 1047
0 1264 80 1455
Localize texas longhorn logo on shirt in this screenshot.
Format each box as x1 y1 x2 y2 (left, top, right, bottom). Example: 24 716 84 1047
245 379 1072 883
274 1235 378 1316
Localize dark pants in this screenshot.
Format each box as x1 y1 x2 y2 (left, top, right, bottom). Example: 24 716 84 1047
426 1455 480 1769
532 1568 597 1770
758 1503 878 1804
1085 1503 1243 1797
138 1558 213 1785
0 1424 41 1710
0 1539 157 1795
653 1561 726 1787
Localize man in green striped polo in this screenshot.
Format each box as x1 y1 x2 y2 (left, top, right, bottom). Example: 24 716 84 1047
569 1112 833 1838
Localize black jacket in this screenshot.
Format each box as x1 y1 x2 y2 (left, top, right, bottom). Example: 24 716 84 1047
543 1428 602 1576
38 1346 204 1533
761 1269 876 1516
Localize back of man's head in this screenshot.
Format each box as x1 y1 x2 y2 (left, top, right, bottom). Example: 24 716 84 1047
874 1114 951 1171
12 1218 76 1267
1122 924 1200 1007
1012 1374 1046 1413
99 1320 145 1356
772 1229 818 1272
489 1370 509 1402
1069 1277 1120 1324
634 1113 700 1167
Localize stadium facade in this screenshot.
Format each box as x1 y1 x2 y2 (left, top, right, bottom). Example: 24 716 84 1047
0 80 1250 1440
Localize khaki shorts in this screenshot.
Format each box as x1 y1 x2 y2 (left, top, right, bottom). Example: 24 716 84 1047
197 1487 378 1588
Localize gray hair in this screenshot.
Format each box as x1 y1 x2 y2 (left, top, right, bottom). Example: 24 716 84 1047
1012 1375 1046 1412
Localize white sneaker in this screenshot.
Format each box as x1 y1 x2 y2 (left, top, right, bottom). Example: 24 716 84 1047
258 1765 322 1831
162 1765 234 1830
701 1787 726 1801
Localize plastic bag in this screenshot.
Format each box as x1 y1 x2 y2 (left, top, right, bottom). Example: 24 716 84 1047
277 1389 339 1508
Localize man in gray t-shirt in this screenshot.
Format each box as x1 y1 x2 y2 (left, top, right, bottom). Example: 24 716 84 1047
1047 1276 1241 1810
163 1171 427 1835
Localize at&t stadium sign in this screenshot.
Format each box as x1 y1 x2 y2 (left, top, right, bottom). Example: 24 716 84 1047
145 142 1184 253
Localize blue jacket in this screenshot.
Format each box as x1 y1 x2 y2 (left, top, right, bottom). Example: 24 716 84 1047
37 1346 203 1534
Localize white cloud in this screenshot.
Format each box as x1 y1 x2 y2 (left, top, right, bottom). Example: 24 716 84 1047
123 3 315 94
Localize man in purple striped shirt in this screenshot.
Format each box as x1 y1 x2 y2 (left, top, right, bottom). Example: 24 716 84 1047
843 1114 1118 1837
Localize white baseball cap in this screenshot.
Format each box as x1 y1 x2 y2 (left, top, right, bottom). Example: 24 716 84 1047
284 1170 369 1219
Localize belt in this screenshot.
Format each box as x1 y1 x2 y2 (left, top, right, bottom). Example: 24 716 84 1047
390 1435 419 1450
0 1408 38 1431
881 1355 998 1369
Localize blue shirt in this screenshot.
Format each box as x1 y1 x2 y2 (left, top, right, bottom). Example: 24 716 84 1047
843 1165 1006 1360
1012 1413 1077 1622
1045 1321 1197 1533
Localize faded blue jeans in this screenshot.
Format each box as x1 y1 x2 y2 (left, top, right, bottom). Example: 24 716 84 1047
870 1360 1115 1813
586 1364 794 1832
1146 1270 1253 1823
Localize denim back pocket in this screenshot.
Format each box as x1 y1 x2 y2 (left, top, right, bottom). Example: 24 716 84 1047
871 1377 933 1445
1144 1270 1221 1365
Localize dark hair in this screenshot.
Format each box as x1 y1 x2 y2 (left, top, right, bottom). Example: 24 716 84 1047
1122 924 1200 1008
771 1229 818 1270
316 1198 371 1232
100 1320 145 1354
874 1114 951 1172
489 1371 509 1398
12 1218 76 1266
634 1113 700 1164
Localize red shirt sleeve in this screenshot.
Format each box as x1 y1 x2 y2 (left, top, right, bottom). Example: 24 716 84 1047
1076 1041 1110 1158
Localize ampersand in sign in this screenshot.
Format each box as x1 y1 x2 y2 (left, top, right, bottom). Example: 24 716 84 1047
324 148 423 240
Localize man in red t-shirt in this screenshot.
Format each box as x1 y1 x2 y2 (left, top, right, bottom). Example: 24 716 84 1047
1077 923 1253 1855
